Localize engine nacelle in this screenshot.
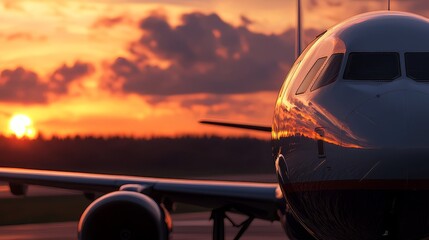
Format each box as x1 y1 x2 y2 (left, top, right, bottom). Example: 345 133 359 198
9 182 28 196
78 191 170 240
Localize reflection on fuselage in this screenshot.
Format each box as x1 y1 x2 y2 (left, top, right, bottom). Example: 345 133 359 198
272 11 429 240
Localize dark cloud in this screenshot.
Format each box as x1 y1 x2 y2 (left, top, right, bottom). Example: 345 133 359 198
92 16 130 28
0 61 94 104
110 12 306 96
0 67 48 103
180 95 226 108
50 61 94 93
240 15 253 27
326 0 342 7
306 0 344 11
308 0 319 8
301 0 320 10
179 94 274 118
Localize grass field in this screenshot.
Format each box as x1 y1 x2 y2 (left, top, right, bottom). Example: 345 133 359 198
0 195 90 225
0 194 208 226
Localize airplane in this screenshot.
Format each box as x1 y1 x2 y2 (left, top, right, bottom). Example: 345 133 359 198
1 1 429 239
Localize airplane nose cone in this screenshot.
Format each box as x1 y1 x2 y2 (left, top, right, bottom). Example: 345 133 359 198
337 90 429 240
343 90 429 180
344 90 429 148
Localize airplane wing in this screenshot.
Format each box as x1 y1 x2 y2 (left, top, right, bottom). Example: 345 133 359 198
0 167 282 222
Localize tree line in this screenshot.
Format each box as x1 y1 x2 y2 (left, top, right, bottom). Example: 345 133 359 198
0 135 274 178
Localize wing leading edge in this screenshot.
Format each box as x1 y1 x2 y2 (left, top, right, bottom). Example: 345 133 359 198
0 167 282 221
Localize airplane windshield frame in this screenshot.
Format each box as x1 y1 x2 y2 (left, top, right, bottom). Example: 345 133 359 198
405 52 429 81
296 57 327 95
311 53 344 91
343 52 401 81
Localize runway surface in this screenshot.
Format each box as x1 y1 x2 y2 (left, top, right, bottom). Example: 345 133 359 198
0 212 286 240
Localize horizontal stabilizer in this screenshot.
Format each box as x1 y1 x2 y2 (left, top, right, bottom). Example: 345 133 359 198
199 120 271 132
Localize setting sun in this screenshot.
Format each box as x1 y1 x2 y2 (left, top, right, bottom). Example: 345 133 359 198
8 114 36 139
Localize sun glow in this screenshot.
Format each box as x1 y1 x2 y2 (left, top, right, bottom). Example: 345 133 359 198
8 114 36 139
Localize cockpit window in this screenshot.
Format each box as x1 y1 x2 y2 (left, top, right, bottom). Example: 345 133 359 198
343 52 400 80
311 53 344 91
405 52 429 81
296 57 327 95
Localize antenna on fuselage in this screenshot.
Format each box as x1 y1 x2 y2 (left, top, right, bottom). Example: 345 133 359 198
296 0 302 59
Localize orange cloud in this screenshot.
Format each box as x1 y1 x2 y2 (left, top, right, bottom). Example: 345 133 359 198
5 32 46 42
2 0 23 11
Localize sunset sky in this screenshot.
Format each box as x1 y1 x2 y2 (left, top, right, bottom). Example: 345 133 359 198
1 0 428 138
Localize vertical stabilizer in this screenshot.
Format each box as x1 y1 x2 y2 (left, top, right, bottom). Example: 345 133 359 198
295 0 302 59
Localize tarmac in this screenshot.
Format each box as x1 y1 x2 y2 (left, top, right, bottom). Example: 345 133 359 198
0 212 286 240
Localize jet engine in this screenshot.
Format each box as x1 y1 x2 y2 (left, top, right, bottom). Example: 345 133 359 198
78 191 171 240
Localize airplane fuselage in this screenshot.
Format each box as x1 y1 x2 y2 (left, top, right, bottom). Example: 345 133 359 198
273 11 429 240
